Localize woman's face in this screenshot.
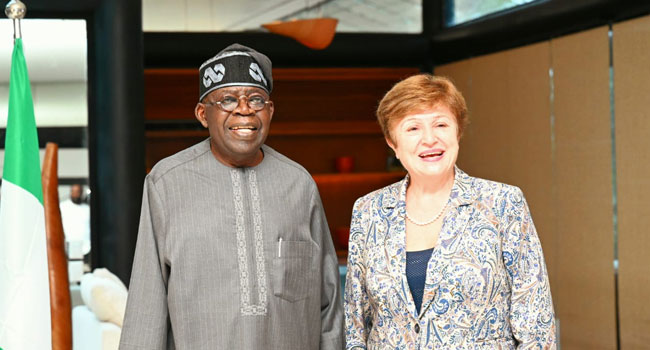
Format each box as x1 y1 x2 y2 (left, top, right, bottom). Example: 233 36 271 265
387 104 459 181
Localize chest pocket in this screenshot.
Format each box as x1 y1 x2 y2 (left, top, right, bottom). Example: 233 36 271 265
271 240 315 302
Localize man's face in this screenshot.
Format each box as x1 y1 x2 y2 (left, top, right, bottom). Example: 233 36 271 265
195 86 274 167
70 184 83 204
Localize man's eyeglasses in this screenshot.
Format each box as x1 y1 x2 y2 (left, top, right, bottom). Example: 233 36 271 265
203 95 271 112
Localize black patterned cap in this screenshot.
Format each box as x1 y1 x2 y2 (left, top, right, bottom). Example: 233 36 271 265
198 43 273 101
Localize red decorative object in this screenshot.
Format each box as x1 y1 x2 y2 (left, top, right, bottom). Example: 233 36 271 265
335 156 355 173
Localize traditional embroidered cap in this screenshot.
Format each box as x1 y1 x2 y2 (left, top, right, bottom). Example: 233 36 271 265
198 43 273 101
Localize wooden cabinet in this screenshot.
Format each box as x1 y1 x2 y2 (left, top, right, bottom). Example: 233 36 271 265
144 67 417 254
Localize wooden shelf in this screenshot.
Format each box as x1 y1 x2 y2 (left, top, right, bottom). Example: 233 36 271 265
145 67 417 81
145 125 390 174
270 120 381 136
146 130 206 139
272 67 418 81
145 121 382 137
312 171 405 182
144 67 418 123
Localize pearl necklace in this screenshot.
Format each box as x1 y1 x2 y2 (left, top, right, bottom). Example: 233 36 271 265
405 203 448 226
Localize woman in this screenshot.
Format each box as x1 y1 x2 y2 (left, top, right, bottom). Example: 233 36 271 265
344 74 555 349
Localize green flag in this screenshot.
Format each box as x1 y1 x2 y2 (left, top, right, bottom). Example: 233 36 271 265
0 38 52 350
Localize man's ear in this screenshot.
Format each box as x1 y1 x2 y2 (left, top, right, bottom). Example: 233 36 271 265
195 103 208 128
267 101 274 120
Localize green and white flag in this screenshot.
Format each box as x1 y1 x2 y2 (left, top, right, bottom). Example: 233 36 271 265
0 38 52 350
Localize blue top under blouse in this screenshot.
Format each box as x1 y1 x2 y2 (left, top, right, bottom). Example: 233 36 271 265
405 247 434 315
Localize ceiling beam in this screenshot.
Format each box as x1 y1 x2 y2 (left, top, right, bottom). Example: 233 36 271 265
144 32 429 69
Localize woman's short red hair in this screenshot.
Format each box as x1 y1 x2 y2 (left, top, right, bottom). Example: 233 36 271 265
377 74 468 144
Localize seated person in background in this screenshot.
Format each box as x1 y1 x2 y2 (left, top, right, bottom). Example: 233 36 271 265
60 183 91 258
344 74 556 349
120 43 344 350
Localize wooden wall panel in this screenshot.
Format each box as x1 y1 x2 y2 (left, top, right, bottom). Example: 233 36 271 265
436 43 556 303
435 58 473 116
613 14 650 349
501 44 555 298
144 69 197 121
552 26 617 350
454 51 511 182
435 15 650 349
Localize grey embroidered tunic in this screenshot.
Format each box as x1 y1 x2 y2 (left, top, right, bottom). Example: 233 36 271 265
119 139 344 350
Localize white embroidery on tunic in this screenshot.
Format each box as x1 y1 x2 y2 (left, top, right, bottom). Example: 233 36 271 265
249 170 268 313
230 169 267 316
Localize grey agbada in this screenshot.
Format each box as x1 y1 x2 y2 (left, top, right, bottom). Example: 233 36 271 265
119 44 344 349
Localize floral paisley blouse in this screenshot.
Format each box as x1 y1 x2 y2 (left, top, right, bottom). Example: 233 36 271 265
344 168 556 349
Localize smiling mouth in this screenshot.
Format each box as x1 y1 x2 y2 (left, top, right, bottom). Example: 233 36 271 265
229 125 257 131
229 125 259 135
419 151 444 158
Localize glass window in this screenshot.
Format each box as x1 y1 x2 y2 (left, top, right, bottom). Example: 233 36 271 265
279 0 422 33
445 0 542 27
143 0 422 34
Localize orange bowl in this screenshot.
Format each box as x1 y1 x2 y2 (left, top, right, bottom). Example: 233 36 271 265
262 18 338 50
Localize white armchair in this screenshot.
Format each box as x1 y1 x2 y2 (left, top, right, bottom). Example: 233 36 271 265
72 268 127 350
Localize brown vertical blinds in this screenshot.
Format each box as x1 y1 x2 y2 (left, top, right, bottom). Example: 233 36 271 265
613 15 650 349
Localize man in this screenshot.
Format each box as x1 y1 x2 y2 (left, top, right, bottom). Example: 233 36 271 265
120 44 344 349
59 184 91 258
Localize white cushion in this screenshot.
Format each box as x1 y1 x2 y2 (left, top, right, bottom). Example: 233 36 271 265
93 268 127 291
79 268 128 327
